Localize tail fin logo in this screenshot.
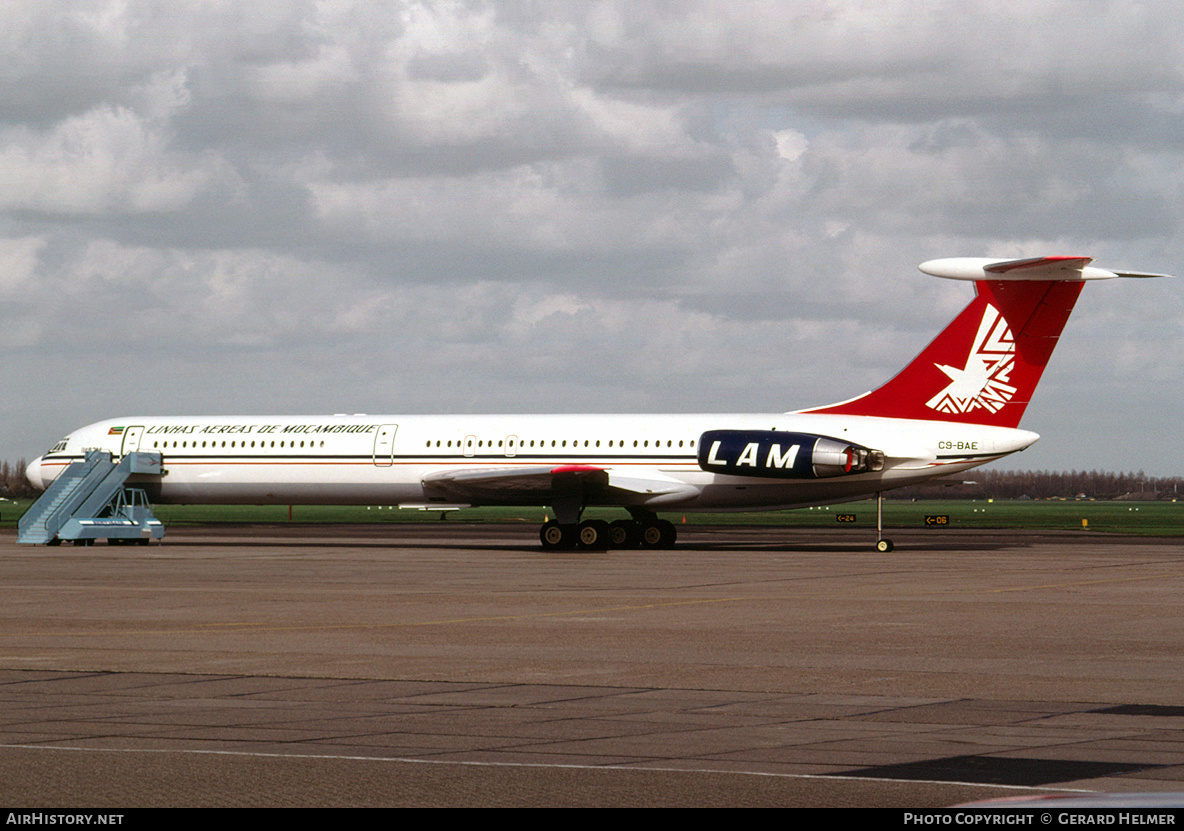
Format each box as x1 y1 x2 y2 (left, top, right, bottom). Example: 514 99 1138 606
925 303 1017 415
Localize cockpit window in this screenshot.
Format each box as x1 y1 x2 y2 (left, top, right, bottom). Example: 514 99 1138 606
49 439 68 454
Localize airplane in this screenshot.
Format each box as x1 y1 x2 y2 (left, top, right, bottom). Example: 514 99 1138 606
24 256 1166 552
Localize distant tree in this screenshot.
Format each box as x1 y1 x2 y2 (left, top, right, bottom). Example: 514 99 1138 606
1 458 37 499
889 468 1183 501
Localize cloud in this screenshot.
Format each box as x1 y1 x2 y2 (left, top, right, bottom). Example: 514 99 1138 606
0 103 226 215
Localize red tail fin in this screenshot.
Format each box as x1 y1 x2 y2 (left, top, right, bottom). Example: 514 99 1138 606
804 278 1084 428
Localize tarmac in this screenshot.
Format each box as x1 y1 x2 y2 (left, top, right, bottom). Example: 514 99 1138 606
2 522 1183 807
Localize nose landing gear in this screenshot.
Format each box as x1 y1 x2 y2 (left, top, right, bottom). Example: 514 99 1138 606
875 491 893 552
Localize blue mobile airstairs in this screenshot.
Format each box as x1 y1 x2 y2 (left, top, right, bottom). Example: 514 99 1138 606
17 450 165 546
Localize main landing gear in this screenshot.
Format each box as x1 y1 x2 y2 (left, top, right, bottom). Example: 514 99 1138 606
539 512 677 551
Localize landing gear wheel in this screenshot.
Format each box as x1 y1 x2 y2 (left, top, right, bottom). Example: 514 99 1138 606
578 520 610 550
639 519 677 550
876 538 894 553
540 521 577 550
639 521 664 549
657 519 677 549
609 519 640 549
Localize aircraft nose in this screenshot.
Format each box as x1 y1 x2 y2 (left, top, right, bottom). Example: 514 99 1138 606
25 456 44 491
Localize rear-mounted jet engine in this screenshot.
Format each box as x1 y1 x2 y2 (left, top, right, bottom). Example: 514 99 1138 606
697 430 885 479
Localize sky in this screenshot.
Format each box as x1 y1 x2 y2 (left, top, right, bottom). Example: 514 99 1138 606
2 1 1182 477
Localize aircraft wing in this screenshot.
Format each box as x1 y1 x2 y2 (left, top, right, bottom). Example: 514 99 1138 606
421 465 699 507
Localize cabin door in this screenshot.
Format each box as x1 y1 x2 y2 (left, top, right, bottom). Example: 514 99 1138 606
372 424 398 466
119 426 145 459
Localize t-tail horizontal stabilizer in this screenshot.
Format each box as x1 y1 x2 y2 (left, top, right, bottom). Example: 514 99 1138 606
920 256 1172 281
803 255 1172 429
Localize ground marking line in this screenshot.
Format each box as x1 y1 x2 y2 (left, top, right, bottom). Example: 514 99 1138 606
0 743 1092 794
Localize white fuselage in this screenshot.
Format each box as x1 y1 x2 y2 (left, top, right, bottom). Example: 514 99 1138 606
27 413 1037 512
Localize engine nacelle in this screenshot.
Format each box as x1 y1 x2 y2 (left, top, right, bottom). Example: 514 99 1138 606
697 430 885 479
